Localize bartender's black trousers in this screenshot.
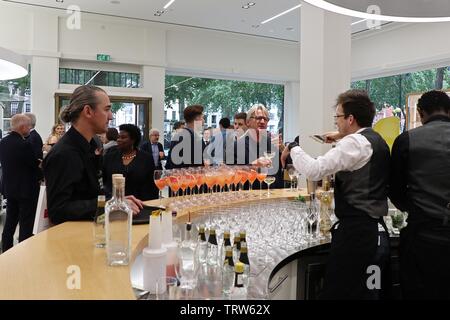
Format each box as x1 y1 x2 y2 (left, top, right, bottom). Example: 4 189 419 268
320 217 391 300
400 224 450 299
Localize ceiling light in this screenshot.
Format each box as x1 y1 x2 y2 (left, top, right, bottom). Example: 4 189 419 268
261 4 302 25
302 0 450 23
351 18 367 26
56 0 63 2
242 5 250 9
0 47 28 81
163 0 175 10
248 2 256 6
154 13 161 16
110 0 120 4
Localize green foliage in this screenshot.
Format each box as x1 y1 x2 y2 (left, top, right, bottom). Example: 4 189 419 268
165 75 284 120
111 102 126 113
351 67 450 111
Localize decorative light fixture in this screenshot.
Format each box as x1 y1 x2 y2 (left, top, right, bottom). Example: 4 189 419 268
302 0 450 23
242 2 256 9
261 4 302 24
0 47 28 81
242 5 250 9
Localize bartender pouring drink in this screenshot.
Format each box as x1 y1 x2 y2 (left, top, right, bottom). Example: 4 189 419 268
280 89 391 299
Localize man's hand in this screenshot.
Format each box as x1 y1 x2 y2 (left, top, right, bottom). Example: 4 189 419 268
323 131 343 144
159 151 165 159
125 195 144 215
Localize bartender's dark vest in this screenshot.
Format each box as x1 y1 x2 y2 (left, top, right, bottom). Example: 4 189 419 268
407 119 450 222
334 128 390 219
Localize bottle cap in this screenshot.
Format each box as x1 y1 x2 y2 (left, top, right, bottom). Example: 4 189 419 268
209 228 216 235
186 222 192 231
112 174 124 179
235 262 244 273
151 209 161 217
223 230 230 238
113 176 125 187
239 230 246 237
199 225 205 233
234 235 240 243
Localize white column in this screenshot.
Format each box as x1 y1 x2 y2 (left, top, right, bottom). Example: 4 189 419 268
283 81 300 142
31 56 59 137
142 65 165 142
298 2 351 158
30 11 59 138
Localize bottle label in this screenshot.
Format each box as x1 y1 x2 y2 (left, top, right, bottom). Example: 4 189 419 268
236 273 244 287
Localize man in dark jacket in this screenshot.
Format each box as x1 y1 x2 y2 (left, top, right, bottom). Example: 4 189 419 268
0 114 40 252
140 128 165 170
389 90 450 299
24 113 43 181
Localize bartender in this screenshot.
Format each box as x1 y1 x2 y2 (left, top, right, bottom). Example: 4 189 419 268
281 89 391 299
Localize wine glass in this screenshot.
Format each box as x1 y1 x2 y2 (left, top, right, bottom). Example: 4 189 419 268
264 175 276 197
256 167 268 199
153 170 166 207
286 164 297 192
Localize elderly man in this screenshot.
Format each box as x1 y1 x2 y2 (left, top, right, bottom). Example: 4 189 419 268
234 104 283 188
140 128 165 170
0 114 40 252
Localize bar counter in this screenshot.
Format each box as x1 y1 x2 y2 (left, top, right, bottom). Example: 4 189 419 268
0 188 321 299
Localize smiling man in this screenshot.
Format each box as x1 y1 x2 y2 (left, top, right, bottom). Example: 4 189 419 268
43 85 141 225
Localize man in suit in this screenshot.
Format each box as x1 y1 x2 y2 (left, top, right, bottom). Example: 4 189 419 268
0 114 40 252
24 113 43 182
140 128 165 170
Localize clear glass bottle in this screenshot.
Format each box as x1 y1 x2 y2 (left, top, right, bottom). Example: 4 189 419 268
207 227 219 266
222 246 234 296
319 180 333 237
178 222 198 289
220 230 231 262
93 194 106 248
197 224 208 265
239 242 250 287
105 176 132 266
232 262 247 299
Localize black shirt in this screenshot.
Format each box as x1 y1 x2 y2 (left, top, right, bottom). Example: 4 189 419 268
43 126 100 225
102 149 159 201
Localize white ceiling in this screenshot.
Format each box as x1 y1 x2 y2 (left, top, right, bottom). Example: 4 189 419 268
3 0 388 41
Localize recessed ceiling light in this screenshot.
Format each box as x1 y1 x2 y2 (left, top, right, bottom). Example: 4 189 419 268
156 10 165 14
242 5 250 9
163 0 175 10
261 4 301 25
248 2 256 6
154 13 161 16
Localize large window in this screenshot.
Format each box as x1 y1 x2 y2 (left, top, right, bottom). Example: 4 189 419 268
0 68 31 136
59 68 140 88
164 75 284 149
351 66 450 131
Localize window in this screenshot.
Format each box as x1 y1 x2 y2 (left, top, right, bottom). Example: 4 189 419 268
59 68 140 88
164 110 168 120
211 115 217 124
25 103 31 113
172 111 176 120
10 102 19 115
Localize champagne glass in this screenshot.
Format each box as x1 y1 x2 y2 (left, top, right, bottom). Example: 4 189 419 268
256 167 268 199
263 151 276 168
264 175 276 197
153 170 166 207
286 164 297 192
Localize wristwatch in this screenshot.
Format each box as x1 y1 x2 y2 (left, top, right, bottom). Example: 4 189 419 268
288 141 299 151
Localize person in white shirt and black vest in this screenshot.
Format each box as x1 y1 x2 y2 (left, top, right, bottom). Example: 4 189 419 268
389 90 450 299
281 89 391 299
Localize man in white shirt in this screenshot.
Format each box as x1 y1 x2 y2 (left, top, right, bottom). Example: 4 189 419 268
281 89 391 299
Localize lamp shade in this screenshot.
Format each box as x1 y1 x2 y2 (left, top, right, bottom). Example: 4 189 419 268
0 47 28 81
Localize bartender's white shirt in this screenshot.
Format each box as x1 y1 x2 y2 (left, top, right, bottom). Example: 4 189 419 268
290 128 373 181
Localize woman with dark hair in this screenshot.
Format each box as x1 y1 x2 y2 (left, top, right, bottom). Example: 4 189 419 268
103 124 158 201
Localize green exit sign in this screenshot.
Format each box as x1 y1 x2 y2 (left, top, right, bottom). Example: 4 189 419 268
97 54 111 62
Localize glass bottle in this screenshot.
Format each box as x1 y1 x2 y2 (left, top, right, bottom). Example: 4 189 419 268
178 222 198 289
222 246 234 295
319 180 333 237
105 176 132 266
197 224 208 265
233 234 241 262
221 230 231 262
232 262 247 299
239 230 247 245
239 242 250 287
207 227 219 266
93 194 106 248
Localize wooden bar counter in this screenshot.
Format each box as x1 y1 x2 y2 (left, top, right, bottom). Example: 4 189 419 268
0 188 308 299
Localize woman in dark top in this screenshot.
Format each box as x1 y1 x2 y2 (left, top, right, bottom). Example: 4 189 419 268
103 124 158 201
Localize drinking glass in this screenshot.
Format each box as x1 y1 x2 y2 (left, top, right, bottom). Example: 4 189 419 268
153 170 166 207
286 164 297 192
264 175 276 197
152 276 178 300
